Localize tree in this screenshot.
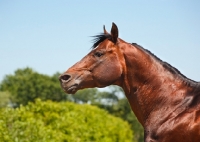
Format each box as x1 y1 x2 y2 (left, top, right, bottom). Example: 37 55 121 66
0 68 67 106
0 91 11 108
70 88 99 103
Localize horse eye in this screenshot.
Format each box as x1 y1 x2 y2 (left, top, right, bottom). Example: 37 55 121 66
94 52 103 57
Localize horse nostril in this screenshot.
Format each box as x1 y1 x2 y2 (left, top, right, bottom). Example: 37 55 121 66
60 74 71 82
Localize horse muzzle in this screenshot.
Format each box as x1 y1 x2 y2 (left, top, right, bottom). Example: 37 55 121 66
59 73 81 94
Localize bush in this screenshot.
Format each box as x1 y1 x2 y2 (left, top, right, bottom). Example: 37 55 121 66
0 99 134 142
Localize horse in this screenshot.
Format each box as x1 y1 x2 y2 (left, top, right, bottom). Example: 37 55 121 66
59 23 200 142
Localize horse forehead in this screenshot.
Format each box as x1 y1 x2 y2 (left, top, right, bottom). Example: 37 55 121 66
96 40 115 50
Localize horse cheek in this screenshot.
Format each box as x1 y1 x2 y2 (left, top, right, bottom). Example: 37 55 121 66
94 61 122 85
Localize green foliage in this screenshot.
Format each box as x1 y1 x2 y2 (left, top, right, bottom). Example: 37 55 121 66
0 68 67 106
0 68 144 141
92 86 144 142
0 99 134 142
68 86 144 142
70 88 99 103
0 91 11 108
107 98 144 142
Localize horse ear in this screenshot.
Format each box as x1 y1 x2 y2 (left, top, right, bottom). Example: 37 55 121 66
103 25 109 34
110 22 118 44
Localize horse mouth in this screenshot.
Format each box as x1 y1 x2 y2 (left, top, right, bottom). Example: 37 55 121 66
64 84 79 94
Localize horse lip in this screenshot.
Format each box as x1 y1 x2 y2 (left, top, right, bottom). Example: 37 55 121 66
66 84 79 94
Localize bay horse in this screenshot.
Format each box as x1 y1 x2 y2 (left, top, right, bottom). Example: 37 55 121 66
59 23 200 142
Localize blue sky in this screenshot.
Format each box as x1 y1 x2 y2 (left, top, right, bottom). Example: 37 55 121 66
0 0 200 82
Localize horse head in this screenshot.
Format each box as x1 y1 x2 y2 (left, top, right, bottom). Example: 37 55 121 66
59 23 126 94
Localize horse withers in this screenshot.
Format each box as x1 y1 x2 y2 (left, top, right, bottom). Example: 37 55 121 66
59 23 200 142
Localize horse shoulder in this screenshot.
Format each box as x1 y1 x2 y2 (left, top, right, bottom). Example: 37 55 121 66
155 107 200 142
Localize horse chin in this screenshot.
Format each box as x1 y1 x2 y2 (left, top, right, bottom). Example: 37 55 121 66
63 84 78 94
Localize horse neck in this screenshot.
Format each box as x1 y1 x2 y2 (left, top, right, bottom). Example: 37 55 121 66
119 42 191 126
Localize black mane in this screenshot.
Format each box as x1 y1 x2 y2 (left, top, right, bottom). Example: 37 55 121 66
91 33 112 49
